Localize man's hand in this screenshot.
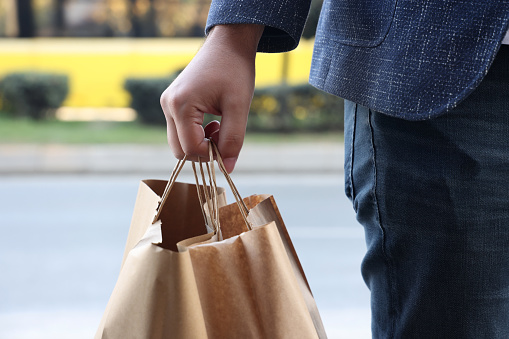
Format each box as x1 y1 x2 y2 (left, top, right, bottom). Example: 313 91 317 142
160 24 264 173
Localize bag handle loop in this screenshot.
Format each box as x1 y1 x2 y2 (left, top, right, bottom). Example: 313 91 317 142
152 140 252 232
210 141 250 225
192 143 221 234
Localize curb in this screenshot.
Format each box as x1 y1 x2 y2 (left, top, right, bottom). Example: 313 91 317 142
0 143 344 175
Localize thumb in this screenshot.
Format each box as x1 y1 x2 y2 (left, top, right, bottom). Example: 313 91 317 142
216 109 249 173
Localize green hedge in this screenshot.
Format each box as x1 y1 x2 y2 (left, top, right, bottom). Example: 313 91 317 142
249 84 343 132
124 71 181 125
0 72 69 120
124 74 344 132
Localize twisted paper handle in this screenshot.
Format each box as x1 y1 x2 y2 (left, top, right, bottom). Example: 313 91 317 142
152 140 251 233
210 141 250 228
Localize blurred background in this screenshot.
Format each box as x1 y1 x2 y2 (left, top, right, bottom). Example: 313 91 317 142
0 0 341 126
0 1 370 338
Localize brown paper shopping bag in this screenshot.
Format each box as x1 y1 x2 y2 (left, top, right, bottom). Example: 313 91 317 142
95 142 327 339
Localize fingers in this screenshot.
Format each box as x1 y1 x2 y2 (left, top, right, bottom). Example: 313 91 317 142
161 86 210 162
203 94 249 173
163 110 183 158
204 118 245 173
162 95 250 172
161 71 250 172
161 82 250 172
173 109 208 158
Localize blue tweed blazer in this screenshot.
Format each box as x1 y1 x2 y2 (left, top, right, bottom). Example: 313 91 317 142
207 0 509 120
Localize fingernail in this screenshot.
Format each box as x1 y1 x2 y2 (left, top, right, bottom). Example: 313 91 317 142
222 157 237 173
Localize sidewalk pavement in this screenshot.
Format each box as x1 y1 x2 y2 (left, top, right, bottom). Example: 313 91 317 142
0 142 344 175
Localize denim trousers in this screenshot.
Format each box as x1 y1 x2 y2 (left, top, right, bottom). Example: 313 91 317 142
344 45 509 338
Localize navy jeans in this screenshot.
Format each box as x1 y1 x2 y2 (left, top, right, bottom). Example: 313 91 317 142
344 45 509 338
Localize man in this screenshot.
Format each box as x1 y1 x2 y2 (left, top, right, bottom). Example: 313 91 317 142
161 1 509 337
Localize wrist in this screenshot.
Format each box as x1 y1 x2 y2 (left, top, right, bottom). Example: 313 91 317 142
207 24 264 57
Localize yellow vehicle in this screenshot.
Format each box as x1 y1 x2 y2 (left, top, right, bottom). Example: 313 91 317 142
0 38 314 108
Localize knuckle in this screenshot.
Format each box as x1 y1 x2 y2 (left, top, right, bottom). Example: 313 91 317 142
160 90 174 119
160 84 184 111
160 88 169 107
164 93 190 121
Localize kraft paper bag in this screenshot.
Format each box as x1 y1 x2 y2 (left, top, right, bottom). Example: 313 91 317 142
233 194 327 338
118 179 227 267
95 145 327 339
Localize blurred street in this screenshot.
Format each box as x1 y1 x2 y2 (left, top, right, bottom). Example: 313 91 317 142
0 142 343 175
0 142 371 339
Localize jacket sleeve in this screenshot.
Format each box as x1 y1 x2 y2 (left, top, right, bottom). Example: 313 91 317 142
205 0 312 53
